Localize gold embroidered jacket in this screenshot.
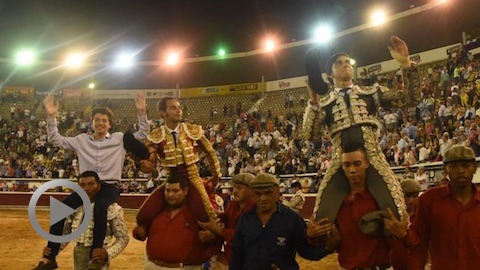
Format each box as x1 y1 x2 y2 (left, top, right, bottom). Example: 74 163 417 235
140 123 222 178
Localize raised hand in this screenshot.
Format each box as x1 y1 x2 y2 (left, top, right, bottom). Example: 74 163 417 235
388 36 412 68
134 92 147 115
43 94 59 117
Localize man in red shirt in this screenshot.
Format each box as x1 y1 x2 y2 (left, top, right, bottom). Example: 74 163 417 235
199 173 256 266
309 142 400 269
393 145 480 270
133 173 218 270
390 180 423 270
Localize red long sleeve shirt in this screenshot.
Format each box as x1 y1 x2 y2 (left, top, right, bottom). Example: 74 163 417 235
390 212 424 270
406 184 480 270
336 190 392 269
221 199 256 262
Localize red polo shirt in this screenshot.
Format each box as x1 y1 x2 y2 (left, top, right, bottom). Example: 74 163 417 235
221 198 256 262
406 184 480 270
336 190 392 269
146 206 215 264
390 212 424 270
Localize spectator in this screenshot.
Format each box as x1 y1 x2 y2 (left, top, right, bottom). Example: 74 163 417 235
281 181 305 213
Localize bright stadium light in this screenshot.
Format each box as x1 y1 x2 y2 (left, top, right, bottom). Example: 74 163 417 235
218 48 226 57
264 39 276 52
350 58 356 66
15 50 36 66
65 53 85 68
115 53 134 68
371 10 387 26
166 52 179 65
313 25 333 44
88 83 95 89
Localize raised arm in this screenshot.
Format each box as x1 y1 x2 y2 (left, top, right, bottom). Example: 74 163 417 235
44 94 59 118
377 36 422 108
388 36 414 68
44 94 79 150
132 92 150 140
302 83 327 141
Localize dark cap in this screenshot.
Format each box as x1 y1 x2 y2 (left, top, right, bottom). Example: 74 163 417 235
443 145 476 164
231 173 255 187
250 173 279 188
400 180 422 194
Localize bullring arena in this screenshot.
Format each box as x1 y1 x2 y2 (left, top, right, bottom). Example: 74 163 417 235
0 161 464 269
0 198 338 269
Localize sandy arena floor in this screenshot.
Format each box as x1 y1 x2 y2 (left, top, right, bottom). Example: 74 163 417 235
0 208 338 269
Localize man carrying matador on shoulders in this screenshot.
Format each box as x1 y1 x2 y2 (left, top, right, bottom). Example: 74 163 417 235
303 36 421 232
133 97 222 236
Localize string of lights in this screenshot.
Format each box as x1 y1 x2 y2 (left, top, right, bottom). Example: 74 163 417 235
2 0 449 68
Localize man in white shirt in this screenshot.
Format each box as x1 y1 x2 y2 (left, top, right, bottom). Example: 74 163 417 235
34 92 148 270
281 181 305 213
439 132 453 158
414 166 429 191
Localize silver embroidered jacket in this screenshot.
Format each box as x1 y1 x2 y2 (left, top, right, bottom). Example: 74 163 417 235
303 66 421 221
62 203 129 260
303 67 421 141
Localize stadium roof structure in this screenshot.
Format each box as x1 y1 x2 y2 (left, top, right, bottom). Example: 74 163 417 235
0 0 478 90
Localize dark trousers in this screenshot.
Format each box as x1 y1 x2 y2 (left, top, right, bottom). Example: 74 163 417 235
45 183 120 260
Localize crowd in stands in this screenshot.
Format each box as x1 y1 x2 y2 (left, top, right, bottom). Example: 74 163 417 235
1 47 479 194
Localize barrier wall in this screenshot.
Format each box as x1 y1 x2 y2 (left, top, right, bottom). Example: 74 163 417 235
3 160 480 219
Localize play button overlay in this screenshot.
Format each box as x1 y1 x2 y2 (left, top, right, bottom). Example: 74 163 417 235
28 179 92 243
49 197 76 225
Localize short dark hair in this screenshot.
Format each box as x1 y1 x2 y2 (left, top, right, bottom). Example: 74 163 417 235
326 53 351 74
325 52 351 84
157 97 176 112
342 141 367 156
290 182 302 190
79 170 101 183
165 172 188 189
91 107 114 125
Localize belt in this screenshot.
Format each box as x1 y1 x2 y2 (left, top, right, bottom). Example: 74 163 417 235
148 256 197 268
353 265 391 270
102 180 120 185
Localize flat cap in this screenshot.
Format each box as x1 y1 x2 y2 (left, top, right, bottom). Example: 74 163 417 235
231 173 255 186
250 173 279 188
443 145 476 163
400 180 422 194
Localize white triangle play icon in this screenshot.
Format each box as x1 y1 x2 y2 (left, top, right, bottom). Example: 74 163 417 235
49 197 76 226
